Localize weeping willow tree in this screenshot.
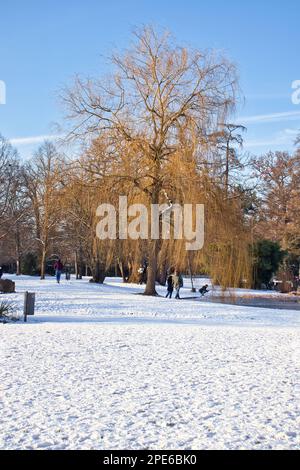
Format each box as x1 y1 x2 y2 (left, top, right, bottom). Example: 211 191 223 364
62 25 245 295
74 119 252 290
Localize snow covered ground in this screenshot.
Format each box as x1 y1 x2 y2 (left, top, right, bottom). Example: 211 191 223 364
0 275 299 450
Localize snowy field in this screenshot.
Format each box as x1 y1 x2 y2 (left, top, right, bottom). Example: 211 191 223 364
1 275 300 450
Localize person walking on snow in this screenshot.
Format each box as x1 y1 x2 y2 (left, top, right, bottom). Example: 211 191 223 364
166 273 174 298
54 259 63 284
0 266 3 279
173 271 183 299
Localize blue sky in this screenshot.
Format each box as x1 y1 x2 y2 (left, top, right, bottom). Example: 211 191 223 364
0 0 300 158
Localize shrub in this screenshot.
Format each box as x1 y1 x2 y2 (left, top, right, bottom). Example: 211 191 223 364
0 300 18 323
21 253 39 276
252 240 285 289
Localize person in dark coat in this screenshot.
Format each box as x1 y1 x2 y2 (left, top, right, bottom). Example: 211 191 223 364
54 259 63 284
138 264 147 285
0 266 3 279
166 274 174 298
199 285 209 296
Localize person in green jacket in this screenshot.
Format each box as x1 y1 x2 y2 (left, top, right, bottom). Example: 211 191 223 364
173 271 183 299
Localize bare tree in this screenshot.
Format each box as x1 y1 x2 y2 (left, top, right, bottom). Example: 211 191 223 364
253 151 300 253
62 26 238 295
23 142 64 279
0 135 20 239
215 124 246 198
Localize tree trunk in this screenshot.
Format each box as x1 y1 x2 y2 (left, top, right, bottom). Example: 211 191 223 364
16 260 20 276
144 239 159 296
144 187 160 296
75 250 83 280
79 245 84 279
92 260 106 284
75 251 79 279
118 259 124 281
15 230 21 276
188 253 196 292
157 263 168 286
40 248 46 280
118 259 128 283
225 143 230 199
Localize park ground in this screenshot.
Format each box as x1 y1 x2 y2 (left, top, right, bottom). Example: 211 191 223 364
0 275 299 450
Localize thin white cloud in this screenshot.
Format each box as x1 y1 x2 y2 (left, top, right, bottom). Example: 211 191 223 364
237 110 300 124
245 93 290 101
244 139 279 149
244 128 299 149
10 134 61 146
283 128 299 136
